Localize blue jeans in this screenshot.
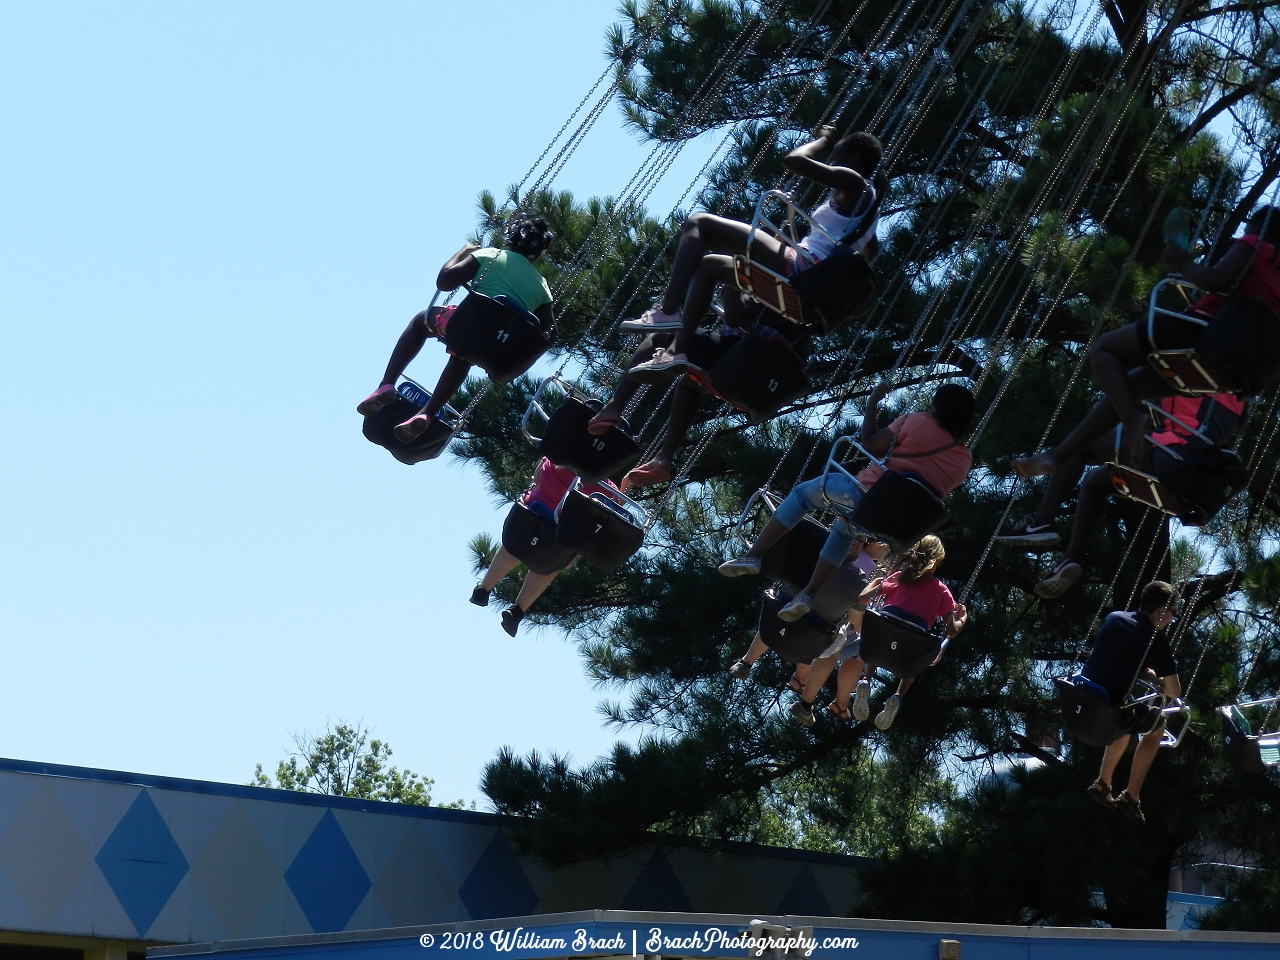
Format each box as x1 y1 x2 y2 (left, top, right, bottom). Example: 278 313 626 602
772 475 866 567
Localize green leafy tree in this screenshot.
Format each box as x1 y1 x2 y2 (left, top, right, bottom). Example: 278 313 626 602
438 0 1280 929
251 721 468 808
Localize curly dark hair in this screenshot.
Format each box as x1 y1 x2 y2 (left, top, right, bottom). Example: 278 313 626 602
931 383 976 439
504 214 554 258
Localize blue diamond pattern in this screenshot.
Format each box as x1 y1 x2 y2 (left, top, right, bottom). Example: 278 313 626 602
458 831 539 920
620 855 693 912
284 810 371 932
95 790 189 936
777 864 831 916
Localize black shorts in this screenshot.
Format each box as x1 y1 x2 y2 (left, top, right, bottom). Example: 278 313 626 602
1137 312 1211 355
1116 702 1164 737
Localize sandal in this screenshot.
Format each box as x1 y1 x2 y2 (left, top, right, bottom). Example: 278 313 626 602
787 673 805 695
826 700 852 722
1115 790 1146 824
1086 779 1115 810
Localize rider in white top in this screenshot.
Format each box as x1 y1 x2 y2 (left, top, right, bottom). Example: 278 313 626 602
797 187 879 263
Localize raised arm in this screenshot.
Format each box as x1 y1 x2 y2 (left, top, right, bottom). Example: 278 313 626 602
437 243 482 290
1162 239 1256 291
783 125 867 194
860 381 895 457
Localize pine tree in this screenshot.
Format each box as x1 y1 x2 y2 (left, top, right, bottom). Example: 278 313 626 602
441 0 1280 928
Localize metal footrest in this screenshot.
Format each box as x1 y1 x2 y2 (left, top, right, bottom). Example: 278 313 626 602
734 256 807 326
1105 461 1183 517
1148 350 1245 396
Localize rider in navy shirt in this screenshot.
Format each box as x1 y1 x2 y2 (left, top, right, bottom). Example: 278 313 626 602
1081 582 1182 825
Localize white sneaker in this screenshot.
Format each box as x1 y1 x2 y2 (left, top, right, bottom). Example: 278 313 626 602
777 593 813 622
852 680 871 721
789 700 816 728
619 305 683 333
718 556 762 577
875 694 901 730
628 347 695 384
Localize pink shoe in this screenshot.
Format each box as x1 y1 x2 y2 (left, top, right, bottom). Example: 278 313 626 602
357 384 398 417
394 412 434 443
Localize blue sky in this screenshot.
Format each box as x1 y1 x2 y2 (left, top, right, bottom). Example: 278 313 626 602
0 2 719 805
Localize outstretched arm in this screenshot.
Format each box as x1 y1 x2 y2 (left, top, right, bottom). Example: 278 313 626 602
783 124 867 194
1162 239 1255 291
437 244 482 290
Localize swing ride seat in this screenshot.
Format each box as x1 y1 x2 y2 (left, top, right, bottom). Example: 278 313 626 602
1056 674 1190 749
361 377 461 465
860 607 944 680
441 291 551 385
734 256 810 328
1143 276 1259 396
703 330 811 423
734 190 879 336
1105 461 1184 518
500 501 577 576
758 587 838 664
1219 699 1280 775
735 489 830 592
521 376 641 484
554 487 648 572
823 436 950 552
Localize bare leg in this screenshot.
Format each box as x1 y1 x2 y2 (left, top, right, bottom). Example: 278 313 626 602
801 654 838 705
1123 720 1166 798
421 355 472 418
798 557 840 599
1089 327 1157 464
1098 734 1132 788
1028 433 1116 527
480 545 521 590
590 336 667 434
834 658 865 710
660 214 789 316
1060 465 1113 562
514 569 559 611
379 310 432 386
622 376 705 487
672 256 737 354
741 633 770 665
1012 368 1173 478
896 677 914 696
741 515 791 560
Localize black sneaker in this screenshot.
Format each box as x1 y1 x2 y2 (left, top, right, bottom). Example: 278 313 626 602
995 515 1061 549
1034 559 1083 599
469 585 490 607
500 604 525 637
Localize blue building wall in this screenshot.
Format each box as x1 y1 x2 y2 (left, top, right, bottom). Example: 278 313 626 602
0 759 867 945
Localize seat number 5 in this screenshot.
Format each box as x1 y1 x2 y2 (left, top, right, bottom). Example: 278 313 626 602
529 536 539 546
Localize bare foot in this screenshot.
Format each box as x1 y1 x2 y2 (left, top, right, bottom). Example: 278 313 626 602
587 410 624 436
1012 453 1055 478
623 459 674 488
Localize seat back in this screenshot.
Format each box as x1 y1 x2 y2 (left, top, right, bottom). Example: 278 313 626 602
758 589 837 663
1148 350 1246 396
860 608 942 679
1106 462 1184 518
789 246 878 336
733 256 808 326
1197 294 1280 395
554 490 645 572
850 471 949 552
442 292 550 384
1056 675 1123 747
758 515 829 593
501 502 577 575
536 396 641 484
1155 448 1248 527
708 332 810 422
360 378 458 464
1219 705 1266 775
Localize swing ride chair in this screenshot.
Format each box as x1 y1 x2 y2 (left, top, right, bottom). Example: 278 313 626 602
759 585 841 664
501 497 578 576
734 488 835 590
821 435 950 553
735 190 869 337
1219 695 1280 774
1056 674 1192 750
439 285 552 385
360 376 463 465
521 375 642 484
1105 399 1245 526
1144 276 1248 397
551 476 652 573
